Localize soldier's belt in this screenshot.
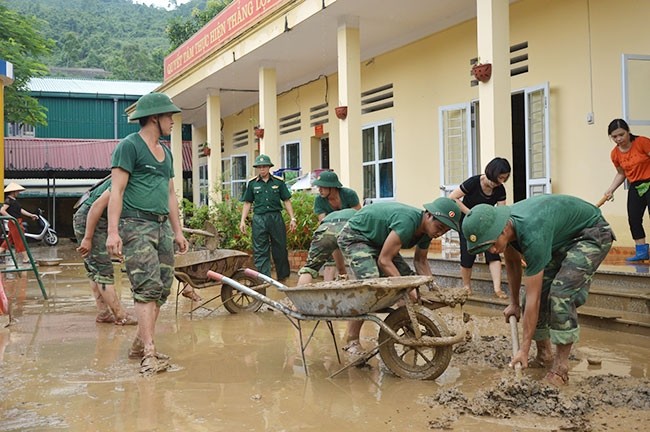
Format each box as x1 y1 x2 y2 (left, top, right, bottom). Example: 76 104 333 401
121 209 168 223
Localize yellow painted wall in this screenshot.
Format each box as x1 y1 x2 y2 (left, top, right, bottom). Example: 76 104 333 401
217 0 650 244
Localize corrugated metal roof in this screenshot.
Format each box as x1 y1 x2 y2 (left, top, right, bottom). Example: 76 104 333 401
5 138 192 173
28 78 161 97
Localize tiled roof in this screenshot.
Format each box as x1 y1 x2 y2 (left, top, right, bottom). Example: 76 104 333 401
28 77 160 96
4 137 192 175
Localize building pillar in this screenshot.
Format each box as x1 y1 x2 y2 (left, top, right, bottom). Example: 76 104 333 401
259 66 278 164
206 92 222 202
171 112 184 213
337 17 362 194
476 0 512 168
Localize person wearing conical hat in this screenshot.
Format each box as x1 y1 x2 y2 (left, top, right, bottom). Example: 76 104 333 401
0 183 38 263
311 170 362 281
106 92 189 375
336 197 461 355
239 154 297 281
462 194 615 386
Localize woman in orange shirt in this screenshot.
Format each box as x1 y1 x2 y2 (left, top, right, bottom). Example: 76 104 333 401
604 119 650 261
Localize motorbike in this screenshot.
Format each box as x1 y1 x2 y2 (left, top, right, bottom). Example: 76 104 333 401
23 208 58 246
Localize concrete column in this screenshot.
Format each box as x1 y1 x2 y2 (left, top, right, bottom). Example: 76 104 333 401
171 112 184 212
206 92 222 202
337 17 362 193
476 0 512 168
259 66 278 164
191 124 203 206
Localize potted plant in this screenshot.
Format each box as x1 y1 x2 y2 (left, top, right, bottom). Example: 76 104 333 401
335 106 348 120
254 126 264 139
471 61 492 83
200 142 211 156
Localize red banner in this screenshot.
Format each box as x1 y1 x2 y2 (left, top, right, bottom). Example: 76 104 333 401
164 0 288 81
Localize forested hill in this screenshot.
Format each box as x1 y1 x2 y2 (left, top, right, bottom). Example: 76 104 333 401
4 0 208 81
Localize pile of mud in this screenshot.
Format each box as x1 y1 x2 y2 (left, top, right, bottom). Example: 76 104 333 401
425 374 650 430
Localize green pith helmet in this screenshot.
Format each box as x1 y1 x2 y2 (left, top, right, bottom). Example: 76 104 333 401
312 171 343 188
129 92 181 121
462 204 512 254
253 154 274 167
422 197 461 231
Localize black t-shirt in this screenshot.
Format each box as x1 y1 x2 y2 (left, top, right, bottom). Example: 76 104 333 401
459 175 506 211
3 197 23 219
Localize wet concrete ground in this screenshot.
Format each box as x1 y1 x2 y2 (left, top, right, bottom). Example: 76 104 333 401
1 241 649 431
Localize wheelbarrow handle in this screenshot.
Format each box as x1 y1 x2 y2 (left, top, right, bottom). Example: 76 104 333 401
242 268 288 289
206 270 224 282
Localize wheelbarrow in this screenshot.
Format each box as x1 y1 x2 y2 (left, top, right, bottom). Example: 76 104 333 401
173 249 267 316
207 269 470 380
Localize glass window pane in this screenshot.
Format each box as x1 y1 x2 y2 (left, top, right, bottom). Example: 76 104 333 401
363 165 376 200
379 162 393 198
232 156 246 180
378 123 392 160
287 143 300 168
362 128 375 162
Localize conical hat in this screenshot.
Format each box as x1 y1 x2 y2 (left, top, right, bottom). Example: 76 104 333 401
4 182 25 193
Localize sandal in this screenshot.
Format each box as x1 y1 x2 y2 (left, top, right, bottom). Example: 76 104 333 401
494 291 508 299
140 354 170 376
182 289 202 302
114 314 138 326
95 311 115 324
544 369 569 387
342 340 365 356
128 338 169 360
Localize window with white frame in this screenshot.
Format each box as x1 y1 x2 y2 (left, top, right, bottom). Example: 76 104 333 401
280 141 301 184
221 158 231 198
623 54 650 126
362 122 394 200
199 163 209 206
231 154 248 200
7 122 35 137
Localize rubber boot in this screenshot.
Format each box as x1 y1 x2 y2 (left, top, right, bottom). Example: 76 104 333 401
626 244 649 262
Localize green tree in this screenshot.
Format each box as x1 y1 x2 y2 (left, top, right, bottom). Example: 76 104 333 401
0 2 54 126
167 0 231 50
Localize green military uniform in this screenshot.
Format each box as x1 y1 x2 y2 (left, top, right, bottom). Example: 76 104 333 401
314 187 360 215
112 132 175 306
337 202 433 278
298 208 356 278
463 194 615 346
241 154 292 279
73 180 113 284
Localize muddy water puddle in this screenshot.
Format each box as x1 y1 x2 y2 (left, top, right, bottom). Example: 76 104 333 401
1 243 649 431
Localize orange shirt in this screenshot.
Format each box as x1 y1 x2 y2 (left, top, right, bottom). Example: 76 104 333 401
611 135 650 183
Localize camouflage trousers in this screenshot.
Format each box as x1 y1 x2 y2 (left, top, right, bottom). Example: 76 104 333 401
526 219 614 346
337 224 414 279
298 220 347 278
120 217 174 306
72 206 114 285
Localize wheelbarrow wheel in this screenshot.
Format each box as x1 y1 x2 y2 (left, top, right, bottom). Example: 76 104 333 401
221 270 266 314
378 306 452 380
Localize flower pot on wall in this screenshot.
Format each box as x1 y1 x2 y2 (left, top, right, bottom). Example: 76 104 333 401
202 146 211 156
335 106 348 120
471 63 492 83
254 127 264 139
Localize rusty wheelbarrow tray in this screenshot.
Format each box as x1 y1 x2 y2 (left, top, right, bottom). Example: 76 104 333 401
207 269 470 381
174 249 267 316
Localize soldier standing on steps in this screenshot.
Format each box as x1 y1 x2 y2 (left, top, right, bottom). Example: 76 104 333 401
239 154 297 282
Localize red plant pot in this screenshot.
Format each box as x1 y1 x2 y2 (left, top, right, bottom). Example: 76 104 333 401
335 106 348 120
472 63 492 83
254 127 264 139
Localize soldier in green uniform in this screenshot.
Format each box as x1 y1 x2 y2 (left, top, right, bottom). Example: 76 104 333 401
239 154 296 281
73 178 136 326
106 92 189 375
462 194 615 386
337 197 461 354
296 208 357 285
312 171 361 281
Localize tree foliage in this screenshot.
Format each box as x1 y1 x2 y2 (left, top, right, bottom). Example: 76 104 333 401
0 1 53 125
167 0 230 50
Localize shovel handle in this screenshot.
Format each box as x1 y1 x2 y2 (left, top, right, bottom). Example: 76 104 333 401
509 315 522 373
596 195 611 208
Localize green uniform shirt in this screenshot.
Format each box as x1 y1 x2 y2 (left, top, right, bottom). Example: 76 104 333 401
509 194 603 276
347 202 431 249
322 208 357 223
241 175 292 214
80 180 111 209
111 133 174 215
314 187 360 215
